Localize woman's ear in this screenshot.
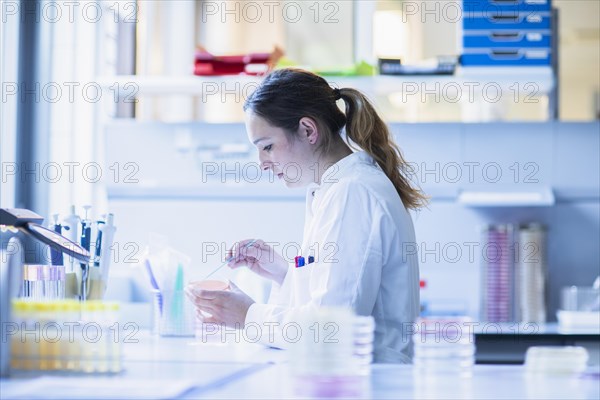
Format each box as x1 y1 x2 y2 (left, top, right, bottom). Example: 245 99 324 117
299 117 319 145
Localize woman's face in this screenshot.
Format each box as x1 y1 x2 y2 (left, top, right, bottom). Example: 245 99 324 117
245 111 318 188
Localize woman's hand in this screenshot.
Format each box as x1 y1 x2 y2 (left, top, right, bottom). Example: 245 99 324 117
185 281 255 328
227 239 288 286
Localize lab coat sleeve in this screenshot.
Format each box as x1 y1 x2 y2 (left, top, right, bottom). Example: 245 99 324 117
265 262 294 305
245 180 387 348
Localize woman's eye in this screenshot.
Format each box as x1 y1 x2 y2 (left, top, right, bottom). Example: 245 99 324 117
263 144 272 152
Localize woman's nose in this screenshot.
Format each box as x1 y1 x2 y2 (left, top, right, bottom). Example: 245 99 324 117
259 154 270 171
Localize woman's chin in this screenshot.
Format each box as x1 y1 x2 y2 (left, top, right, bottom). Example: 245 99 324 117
282 179 306 189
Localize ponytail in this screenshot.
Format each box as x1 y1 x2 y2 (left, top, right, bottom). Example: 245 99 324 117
338 88 428 210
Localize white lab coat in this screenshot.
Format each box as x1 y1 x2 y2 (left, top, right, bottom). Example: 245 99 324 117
245 151 420 363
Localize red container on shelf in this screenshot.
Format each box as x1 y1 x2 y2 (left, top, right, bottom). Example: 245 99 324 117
193 46 283 76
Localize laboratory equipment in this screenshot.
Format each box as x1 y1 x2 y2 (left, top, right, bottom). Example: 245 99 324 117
1 208 90 377
22 264 66 300
413 316 476 378
288 307 374 398
152 288 195 337
144 259 162 314
88 214 116 300
516 223 547 322
0 208 90 262
147 249 195 337
9 299 122 374
188 280 230 341
93 219 105 268
80 206 92 301
480 224 515 322
62 205 81 272
204 239 257 279
190 280 230 291
561 286 600 312
557 284 600 331
50 214 64 266
525 346 589 375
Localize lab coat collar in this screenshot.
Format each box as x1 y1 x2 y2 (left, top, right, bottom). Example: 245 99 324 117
307 151 374 199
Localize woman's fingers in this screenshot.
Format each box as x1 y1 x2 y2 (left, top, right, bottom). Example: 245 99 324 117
227 239 269 265
185 287 228 316
228 259 248 269
202 315 218 324
227 239 255 258
192 294 215 306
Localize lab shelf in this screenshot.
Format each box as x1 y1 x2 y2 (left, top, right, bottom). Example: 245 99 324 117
97 68 555 98
106 185 306 201
457 186 555 207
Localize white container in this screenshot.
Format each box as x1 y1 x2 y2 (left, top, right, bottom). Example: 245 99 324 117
525 346 589 375
413 316 476 378
557 310 600 332
152 289 195 337
561 286 600 312
288 307 374 397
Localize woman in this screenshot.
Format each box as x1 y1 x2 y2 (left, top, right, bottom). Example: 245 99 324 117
187 68 427 363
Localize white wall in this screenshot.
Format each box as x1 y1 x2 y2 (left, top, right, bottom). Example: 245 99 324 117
555 0 600 120
0 2 19 208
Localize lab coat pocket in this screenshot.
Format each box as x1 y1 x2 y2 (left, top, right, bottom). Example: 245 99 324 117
291 264 313 305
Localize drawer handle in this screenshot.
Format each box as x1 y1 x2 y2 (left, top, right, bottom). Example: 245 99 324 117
490 50 521 59
491 0 548 4
490 32 521 40
491 15 519 22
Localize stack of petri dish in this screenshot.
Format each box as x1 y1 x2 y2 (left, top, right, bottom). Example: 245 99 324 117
525 346 589 375
413 316 476 378
288 307 374 398
516 224 547 323
481 224 514 322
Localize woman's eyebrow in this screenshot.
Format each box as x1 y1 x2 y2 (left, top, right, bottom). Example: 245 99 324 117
253 137 269 145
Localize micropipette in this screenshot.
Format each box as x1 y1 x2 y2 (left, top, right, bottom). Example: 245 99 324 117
99 214 116 284
63 205 80 273
204 239 257 279
80 205 92 300
94 219 105 268
50 214 64 266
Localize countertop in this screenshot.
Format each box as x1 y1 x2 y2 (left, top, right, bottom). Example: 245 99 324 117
1 330 599 399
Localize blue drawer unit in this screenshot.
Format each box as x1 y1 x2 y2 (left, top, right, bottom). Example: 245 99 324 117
463 12 551 30
461 0 554 66
463 31 551 48
463 0 551 13
461 48 552 66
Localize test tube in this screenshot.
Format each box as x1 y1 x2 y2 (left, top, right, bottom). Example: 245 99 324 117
64 300 81 372
107 302 122 373
22 301 36 370
10 301 25 370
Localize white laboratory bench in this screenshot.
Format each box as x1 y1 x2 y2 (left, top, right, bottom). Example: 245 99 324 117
1 330 599 400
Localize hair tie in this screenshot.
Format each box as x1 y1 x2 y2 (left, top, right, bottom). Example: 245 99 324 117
332 88 342 101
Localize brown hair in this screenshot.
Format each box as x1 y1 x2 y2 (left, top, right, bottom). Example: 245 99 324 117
244 68 428 210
